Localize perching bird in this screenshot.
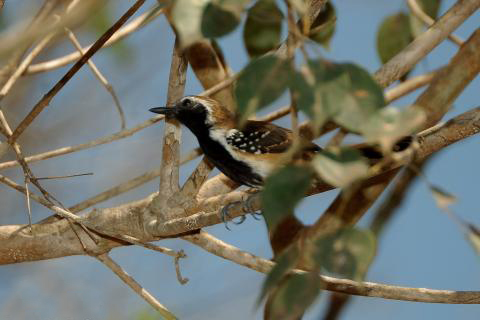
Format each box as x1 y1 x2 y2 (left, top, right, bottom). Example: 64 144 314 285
149 95 321 187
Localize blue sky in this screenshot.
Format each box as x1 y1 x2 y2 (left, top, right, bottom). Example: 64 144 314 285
0 1 478 319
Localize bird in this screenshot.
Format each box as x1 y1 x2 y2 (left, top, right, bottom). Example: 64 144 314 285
150 95 321 188
149 96 413 226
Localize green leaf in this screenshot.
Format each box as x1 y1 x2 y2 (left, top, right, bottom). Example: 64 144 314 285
172 0 209 47
312 147 369 188
290 69 328 130
419 0 442 18
235 55 292 124
261 165 313 232
243 0 284 58
258 244 301 304
360 107 425 152
201 0 246 38
430 185 457 210
376 12 413 64
304 60 385 132
308 2 336 49
266 273 321 320
312 228 376 280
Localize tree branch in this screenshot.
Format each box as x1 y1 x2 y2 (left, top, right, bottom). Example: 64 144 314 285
95 253 177 319
0 115 164 170
8 0 147 144
374 0 479 87
184 231 480 304
25 5 165 75
150 39 187 220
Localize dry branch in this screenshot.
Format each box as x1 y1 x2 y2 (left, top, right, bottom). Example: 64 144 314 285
184 231 480 304
149 39 187 220
95 253 177 319
25 5 165 75
0 115 164 170
8 0 147 144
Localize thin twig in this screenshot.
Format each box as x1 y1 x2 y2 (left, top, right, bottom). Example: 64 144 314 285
0 173 83 223
25 179 32 230
26 5 165 75
64 26 126 130
36 172 93 180
0 115 164 170
95 253 177 320
198 74 239 98
67 148 199 214
0 33 57 101
174 250 189 285
385 68 442 103
9 0 147 144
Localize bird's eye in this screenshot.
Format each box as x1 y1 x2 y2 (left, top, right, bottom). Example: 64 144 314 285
182 98 192 107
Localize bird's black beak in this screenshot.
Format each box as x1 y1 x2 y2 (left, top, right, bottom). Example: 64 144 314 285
149 106 177 118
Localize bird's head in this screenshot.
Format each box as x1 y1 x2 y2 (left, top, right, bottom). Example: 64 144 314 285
150 96 234 135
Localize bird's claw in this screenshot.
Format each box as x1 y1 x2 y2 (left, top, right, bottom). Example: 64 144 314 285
219 194 262 230
243 193 262 221
220 201 244 230
250 212 263 220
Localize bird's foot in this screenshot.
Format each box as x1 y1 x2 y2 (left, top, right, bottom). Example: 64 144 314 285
220 202 245 230
243 193 262 220
219 192 262 230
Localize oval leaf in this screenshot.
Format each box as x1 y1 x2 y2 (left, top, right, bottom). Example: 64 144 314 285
258 244 300 304
235 55 292 124
312 147 369 188
243 0 283 58
201 1 243 38
172 0 209 47
308 2 336 49
261 165 313 232
290 69 328 130
304 60 385 132
376 12 414 64
312 228 376 280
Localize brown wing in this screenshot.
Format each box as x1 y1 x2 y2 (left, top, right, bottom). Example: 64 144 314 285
226 120 321 155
